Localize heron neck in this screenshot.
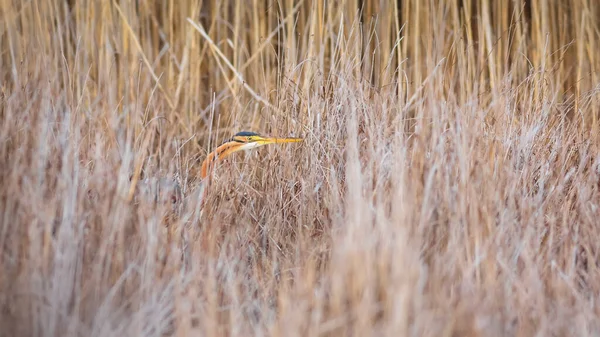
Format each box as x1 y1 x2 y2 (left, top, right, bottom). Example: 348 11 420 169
200 143 238 179
200 150 216 179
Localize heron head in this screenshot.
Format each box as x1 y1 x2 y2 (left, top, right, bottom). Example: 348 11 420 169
200 131 303 179
227 131 303 151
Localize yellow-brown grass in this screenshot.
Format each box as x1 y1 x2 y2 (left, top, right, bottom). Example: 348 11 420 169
1 1 600 336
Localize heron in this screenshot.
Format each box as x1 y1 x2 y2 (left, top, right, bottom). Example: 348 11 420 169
133 131 302 207
200 131 303 180
196 131 303 209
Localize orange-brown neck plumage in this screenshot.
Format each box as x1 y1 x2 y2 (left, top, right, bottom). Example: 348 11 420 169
200 151 216 180
199 132 302 180
200 142 239 180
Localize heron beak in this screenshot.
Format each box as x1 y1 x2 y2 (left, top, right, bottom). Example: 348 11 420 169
222 136 302 157
254 136 303 145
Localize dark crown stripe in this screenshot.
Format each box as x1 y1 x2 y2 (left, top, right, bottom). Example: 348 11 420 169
234 131 260 137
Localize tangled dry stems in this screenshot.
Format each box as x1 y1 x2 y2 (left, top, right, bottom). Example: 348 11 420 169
1 1 600 336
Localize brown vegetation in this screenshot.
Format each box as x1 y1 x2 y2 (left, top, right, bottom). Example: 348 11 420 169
1 0 600 336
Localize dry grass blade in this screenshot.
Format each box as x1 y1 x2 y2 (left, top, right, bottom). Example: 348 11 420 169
114 1 176 110
186 18 283 119
1 1 600 337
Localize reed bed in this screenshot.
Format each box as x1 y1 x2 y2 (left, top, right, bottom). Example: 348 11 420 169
1 1 600 336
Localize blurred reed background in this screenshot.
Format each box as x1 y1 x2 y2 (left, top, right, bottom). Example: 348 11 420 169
1 0 599 336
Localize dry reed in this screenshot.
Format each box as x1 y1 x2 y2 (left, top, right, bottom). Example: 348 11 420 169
1 0 600 336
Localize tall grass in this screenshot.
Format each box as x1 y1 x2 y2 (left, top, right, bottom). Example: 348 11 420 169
1 0 600 336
